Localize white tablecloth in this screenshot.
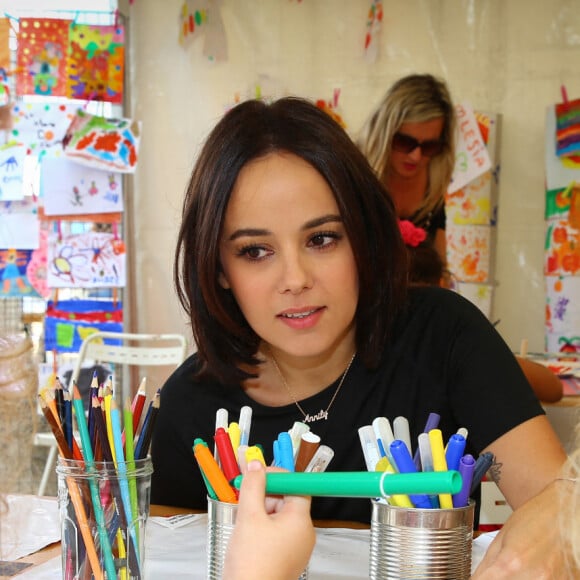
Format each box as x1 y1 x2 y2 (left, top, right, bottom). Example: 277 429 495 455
4 495 495 579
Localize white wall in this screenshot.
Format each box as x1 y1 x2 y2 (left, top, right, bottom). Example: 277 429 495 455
125 0 580 356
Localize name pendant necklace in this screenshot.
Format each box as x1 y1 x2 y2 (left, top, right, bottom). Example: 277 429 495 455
270 350 356 424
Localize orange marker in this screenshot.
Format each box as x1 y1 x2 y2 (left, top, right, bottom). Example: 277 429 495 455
193 441 238 503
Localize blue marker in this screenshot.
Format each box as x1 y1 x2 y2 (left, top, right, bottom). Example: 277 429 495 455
390 440 432 509
470 452 494 494
276 432 295 472
445 433 466 472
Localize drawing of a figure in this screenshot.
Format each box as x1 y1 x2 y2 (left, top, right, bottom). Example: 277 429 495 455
1 249 32 294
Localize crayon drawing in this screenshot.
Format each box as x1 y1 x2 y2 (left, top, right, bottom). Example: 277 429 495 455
446 223 491 283
0 248 38 297
545 275 580 336
62 110 141 173
11 102 77 157
67 24 125 104
48 231 126 288
544 219 580 276
41 158 124 216
16 18 70 97
0 143 26 201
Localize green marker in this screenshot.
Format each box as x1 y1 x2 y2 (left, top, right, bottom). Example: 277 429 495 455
232 470 462 499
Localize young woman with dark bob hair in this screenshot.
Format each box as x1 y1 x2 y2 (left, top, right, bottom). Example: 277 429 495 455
151 96 567 575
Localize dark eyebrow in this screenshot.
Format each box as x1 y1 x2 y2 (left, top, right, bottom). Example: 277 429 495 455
227 214 343 242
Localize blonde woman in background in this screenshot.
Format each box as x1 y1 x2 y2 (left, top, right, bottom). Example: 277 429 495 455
357 73 456 263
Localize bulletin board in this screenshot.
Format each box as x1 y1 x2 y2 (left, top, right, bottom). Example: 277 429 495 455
0 6 134 381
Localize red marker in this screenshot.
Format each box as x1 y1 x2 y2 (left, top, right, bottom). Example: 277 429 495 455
214 427 241 482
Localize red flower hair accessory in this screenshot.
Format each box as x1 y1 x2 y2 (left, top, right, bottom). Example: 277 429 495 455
398 220 427 247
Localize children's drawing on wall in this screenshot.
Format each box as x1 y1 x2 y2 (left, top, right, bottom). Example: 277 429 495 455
67 23 125 104
448 103 492 194
545 104 580 191
0 248 37 297
44 298 123 353
0 143 26 201
446 223 490 283
555 97 580 158
546 276 580 339
544 220 580 276
48 231 126 288
364 0 383 63
0 18 10 71
16 18 70 97
178 0 227 61
62 110 141 173
26 228 50 299
41 158 123 216
446 172 493 225
11 102 77 157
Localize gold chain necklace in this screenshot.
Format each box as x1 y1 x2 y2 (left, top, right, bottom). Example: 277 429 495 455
269 350 356 423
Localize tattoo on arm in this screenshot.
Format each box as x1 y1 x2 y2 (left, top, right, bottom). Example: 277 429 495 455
488 458 502 484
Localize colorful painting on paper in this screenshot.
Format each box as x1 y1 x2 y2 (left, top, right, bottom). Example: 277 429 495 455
26 227 49 298
44 298 123 353
446 223 491 283
0 248 38 297
364 0 383 63
16 18 70 97
448 102 492 194
47 231 126 288
546 185 572 220
62 110 141 173
0 143 26 201
41 158 123 216
457 282 493 319
0 18 10 71
544 220 580 276
67 24 124 104
44 317 123 353
555 98 580 158
545 105 580 190
545 331 580 355
445 171 493 226
179 1 208 45
11 102 77 157
545 275 580 336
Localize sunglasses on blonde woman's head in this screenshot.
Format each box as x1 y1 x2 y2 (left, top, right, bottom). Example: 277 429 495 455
392 132 445 157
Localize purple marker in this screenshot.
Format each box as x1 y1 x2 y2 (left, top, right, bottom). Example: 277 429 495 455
413 412 440 469
453 454 475 507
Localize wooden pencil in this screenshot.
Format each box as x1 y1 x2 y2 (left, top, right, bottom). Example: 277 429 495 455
134 390 160 460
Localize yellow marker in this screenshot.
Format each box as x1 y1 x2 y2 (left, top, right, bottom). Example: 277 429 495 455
429 429 453 508
375 457 413 508
228 422 241 459
245 445 266 466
